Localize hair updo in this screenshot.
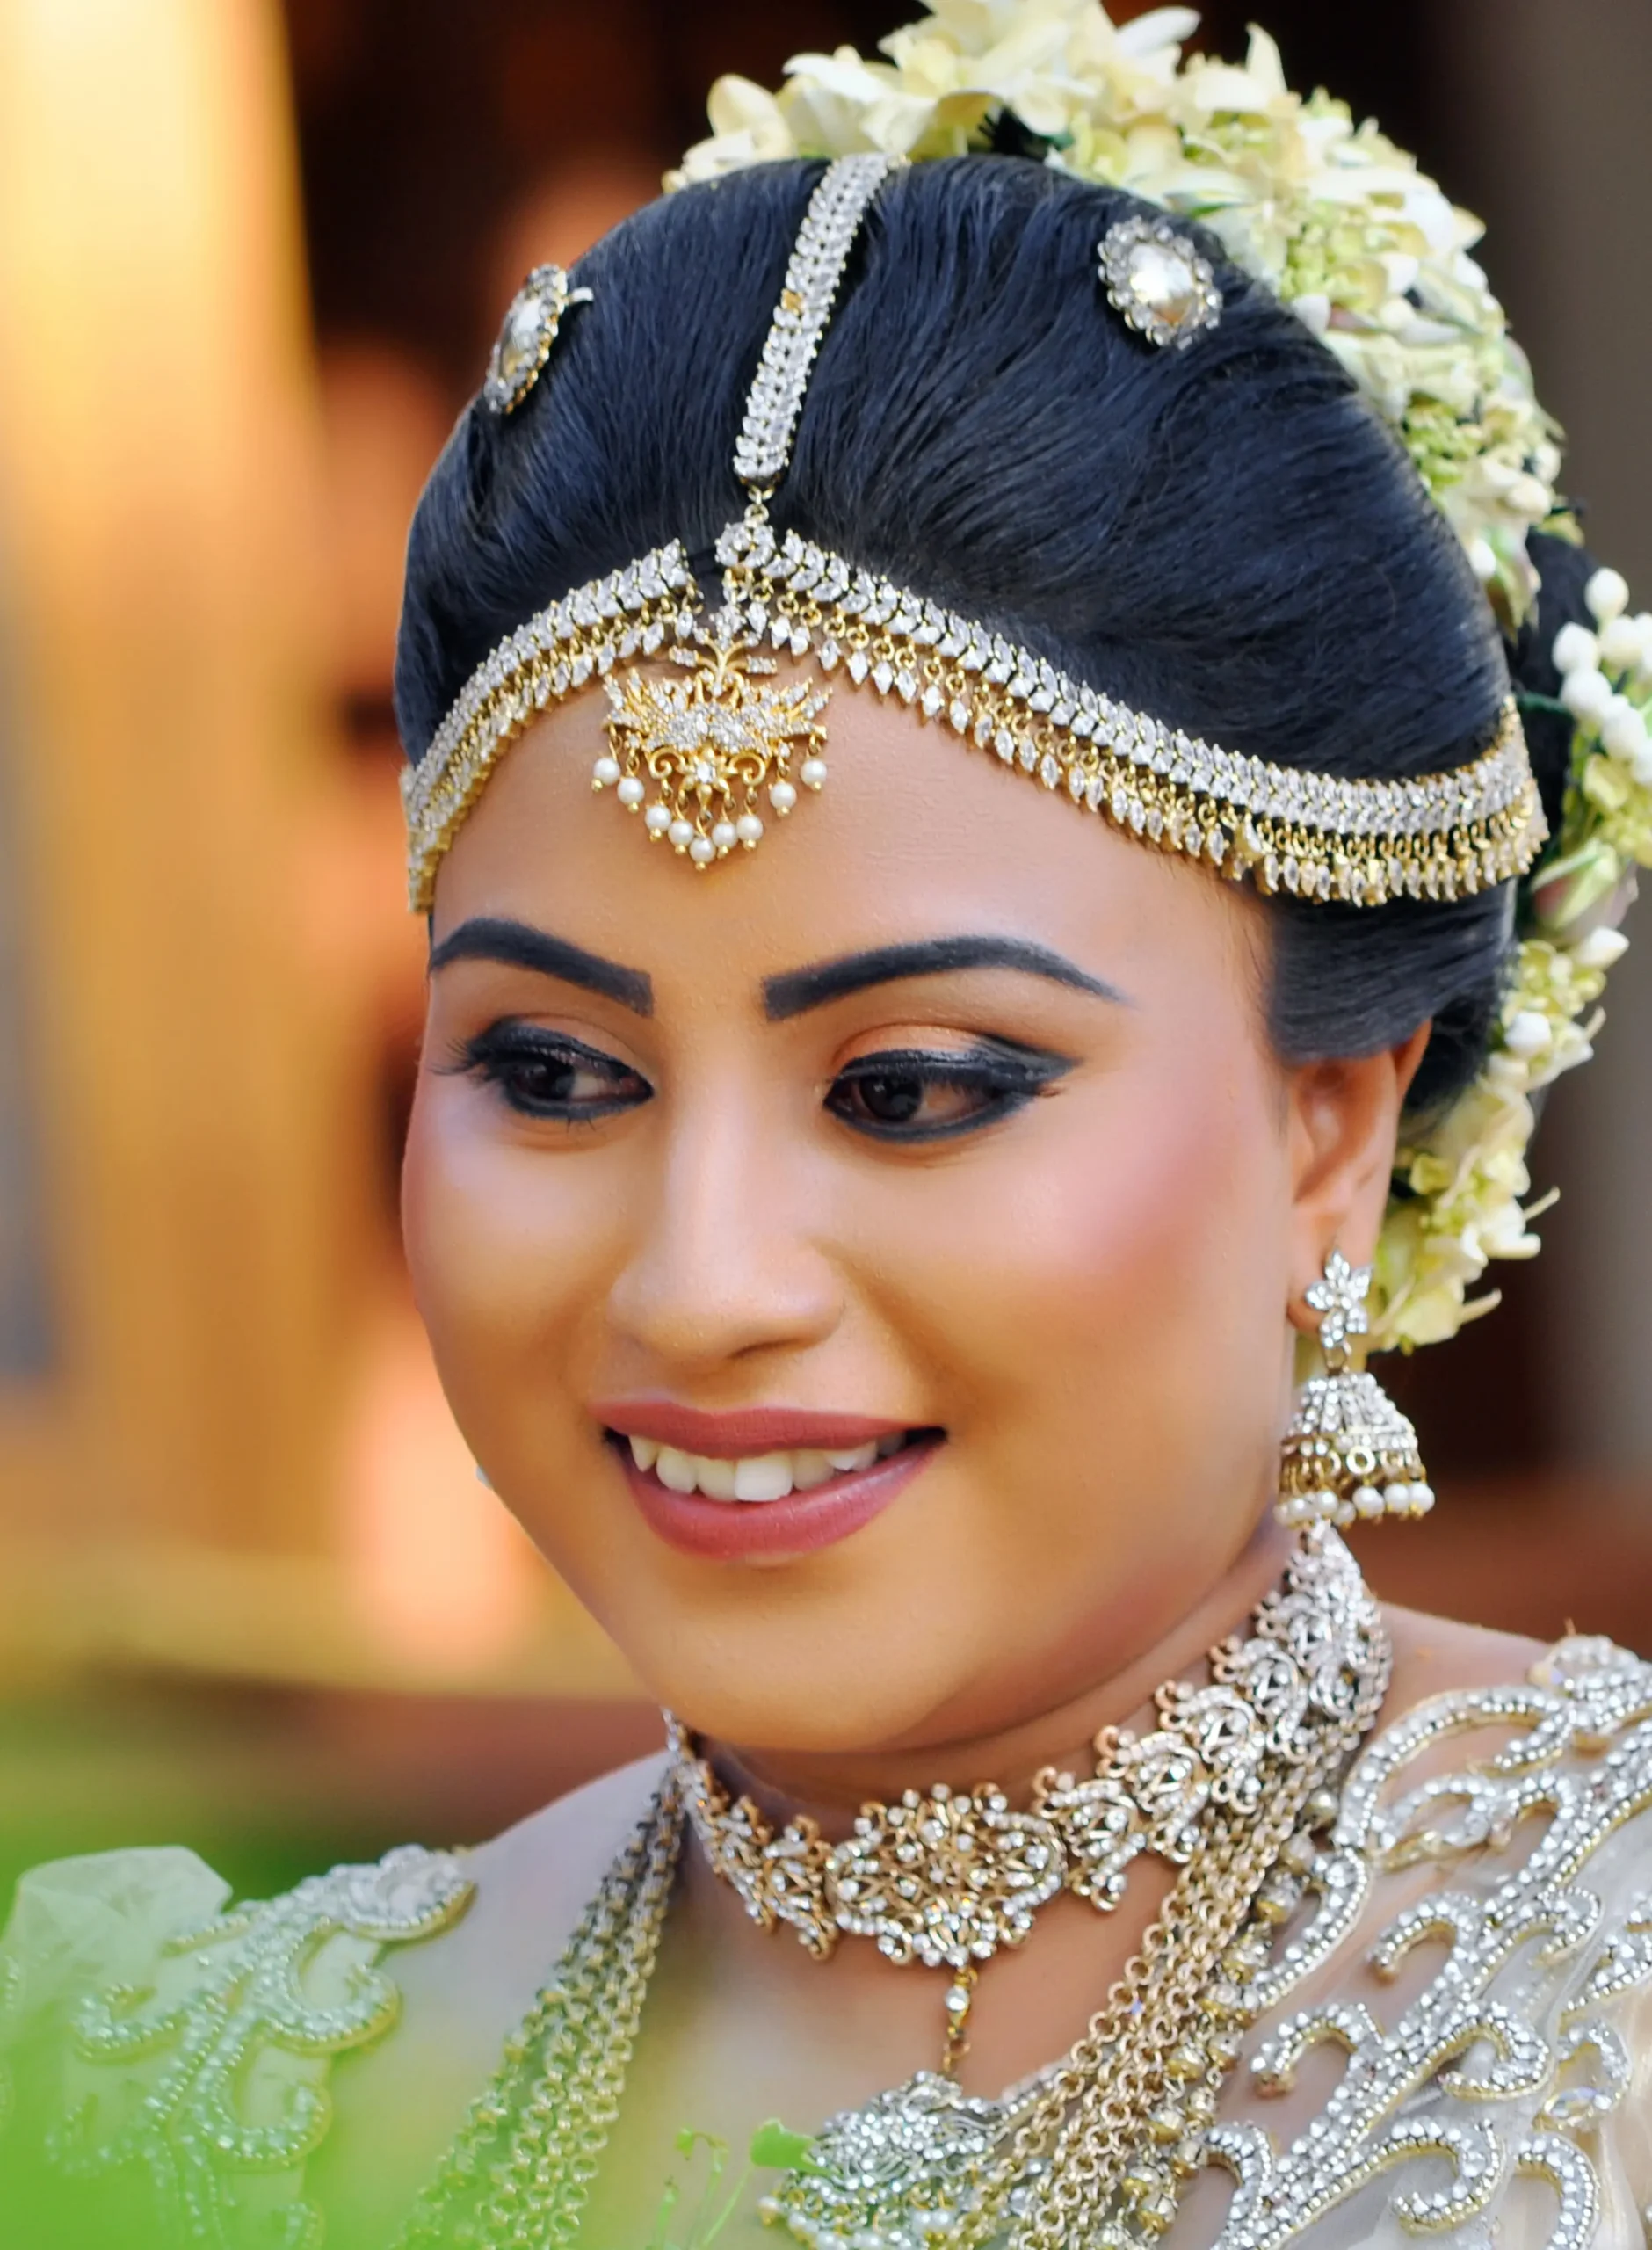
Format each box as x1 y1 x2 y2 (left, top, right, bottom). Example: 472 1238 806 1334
396 156 1583 1118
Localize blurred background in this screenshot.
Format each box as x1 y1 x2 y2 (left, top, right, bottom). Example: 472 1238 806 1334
1 0 1650 1908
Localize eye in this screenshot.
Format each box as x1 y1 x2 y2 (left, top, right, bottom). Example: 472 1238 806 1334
825 1043 1071 1143
457 1023 652 1121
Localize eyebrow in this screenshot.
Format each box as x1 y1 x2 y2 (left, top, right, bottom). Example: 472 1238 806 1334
763 935 1129 1021
428 917 654 1016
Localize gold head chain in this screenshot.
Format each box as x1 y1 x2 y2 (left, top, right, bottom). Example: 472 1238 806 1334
402 156 1545 911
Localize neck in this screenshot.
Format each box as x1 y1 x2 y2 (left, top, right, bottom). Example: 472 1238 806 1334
706 1511 1300 1828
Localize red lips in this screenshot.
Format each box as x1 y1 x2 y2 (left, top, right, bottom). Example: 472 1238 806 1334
615 1432 939 1561
595 1399 912 1460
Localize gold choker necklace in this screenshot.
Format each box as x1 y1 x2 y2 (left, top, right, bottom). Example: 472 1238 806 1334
392 1529 1390 2250
669 1526 1389 2074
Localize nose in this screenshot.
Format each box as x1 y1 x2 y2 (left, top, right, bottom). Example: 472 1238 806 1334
605 1089 843 1374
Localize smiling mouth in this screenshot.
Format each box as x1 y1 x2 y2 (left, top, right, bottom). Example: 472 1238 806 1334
605 1426 938 1504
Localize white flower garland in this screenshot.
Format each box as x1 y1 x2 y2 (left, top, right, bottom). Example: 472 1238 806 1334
671 0 1560 623
1378 570 1650 1348
670 0 1652 1351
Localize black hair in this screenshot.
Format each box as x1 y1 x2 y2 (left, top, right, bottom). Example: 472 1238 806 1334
396 156 1583 1117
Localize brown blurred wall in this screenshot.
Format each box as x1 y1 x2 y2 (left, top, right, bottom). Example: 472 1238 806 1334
0 0 362 1614
1431 0 1652 1487
1 0 1649 1704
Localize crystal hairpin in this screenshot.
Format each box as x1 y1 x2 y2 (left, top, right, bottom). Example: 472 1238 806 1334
484 264 594 415
1098 214 1221 351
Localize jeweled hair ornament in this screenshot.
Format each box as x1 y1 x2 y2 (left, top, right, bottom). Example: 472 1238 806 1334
484 263 593 415
1098 214 1221 349
406 157 1543 912
404 2 1652 1359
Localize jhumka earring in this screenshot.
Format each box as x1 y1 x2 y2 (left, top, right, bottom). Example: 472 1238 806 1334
1276 1248 1434 1528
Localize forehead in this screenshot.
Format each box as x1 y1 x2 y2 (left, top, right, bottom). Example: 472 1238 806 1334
427 662 1265 1005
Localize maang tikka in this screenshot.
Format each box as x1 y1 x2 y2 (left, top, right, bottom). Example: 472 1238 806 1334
403 156 1544 912
588 156 899 868
1276 1248 1434 1527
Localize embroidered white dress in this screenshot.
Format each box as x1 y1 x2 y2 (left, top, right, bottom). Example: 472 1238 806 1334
4 1636 1651 2250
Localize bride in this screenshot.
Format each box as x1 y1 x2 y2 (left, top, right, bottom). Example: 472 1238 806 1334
7 9 1652 2246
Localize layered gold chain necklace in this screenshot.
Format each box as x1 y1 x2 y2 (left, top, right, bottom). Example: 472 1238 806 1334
392 1529 1389 2250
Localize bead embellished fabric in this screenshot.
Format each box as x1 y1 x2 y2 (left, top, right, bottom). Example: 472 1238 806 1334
5 1631 1652 2248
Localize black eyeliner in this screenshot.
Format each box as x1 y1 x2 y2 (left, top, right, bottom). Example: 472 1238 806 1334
445 1020 653 1120
833 1044 1071 1087
828 1037 1075 1144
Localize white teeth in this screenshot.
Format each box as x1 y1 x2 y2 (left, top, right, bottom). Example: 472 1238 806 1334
824 1442 880 1473
656 1446 699 1494
733 1453 794 1503
624 1433 909 1502
694 1455 739 1502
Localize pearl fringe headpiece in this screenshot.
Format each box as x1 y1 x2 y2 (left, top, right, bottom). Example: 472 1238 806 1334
403 156 1544 912
408 49 1652 1362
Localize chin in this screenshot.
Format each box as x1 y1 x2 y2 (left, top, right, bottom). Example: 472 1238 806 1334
599 1591 977 1756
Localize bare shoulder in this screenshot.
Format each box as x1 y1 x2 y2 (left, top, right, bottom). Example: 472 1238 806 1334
1378 1600 1552 1717
313 1748 669 2246
461 1743 671 1939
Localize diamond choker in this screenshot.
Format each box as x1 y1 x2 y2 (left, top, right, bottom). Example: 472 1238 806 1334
669 1524 1389 2076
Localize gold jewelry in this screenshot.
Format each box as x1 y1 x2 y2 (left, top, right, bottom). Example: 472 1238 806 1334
403 158 1546 911
597 603 830 866
390 1768 684 2250
1277 1248 1433 1528
386 1528 1390 2250
483 263 593 416
671 1522 1388 2075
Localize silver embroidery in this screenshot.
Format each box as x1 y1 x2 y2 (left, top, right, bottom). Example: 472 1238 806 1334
1207 1637 1652 2248
18 1641 1652 2250
776 1637 1652 2250
47 1845 472 2247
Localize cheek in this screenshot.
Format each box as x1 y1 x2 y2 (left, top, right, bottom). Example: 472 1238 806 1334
401 1072 610 1415
870 1017 1292 1487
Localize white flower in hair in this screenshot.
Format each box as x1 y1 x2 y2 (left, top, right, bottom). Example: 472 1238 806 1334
1373 575 1652 1352
669 7 1648 1354
671 0 1561 626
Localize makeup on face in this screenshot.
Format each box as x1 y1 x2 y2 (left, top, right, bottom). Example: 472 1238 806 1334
405 680 1294 1746
597 1403 944 1560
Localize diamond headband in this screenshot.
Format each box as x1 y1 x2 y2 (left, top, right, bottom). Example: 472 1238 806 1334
402 157 1546 912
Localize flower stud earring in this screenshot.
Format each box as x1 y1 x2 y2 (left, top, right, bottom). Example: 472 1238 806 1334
1276 1248 1434 1528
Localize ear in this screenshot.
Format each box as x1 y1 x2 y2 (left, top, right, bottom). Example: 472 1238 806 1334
1284 1025 1431 1335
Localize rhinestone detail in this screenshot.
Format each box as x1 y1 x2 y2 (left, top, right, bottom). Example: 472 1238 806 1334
403 521 1544 912
734 155 901 490
483 264 593 415
25 1616 1652 2250
1098 214 1223 351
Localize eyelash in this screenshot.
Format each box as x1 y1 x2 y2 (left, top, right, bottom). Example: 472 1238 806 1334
825 1044 1071 1143
454 1025 652 1121
453 1027 1070 1141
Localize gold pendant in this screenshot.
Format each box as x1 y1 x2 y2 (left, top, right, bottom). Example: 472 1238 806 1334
592 612 830 867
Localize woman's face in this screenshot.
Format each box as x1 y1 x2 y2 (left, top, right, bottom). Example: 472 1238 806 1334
404 673 1399 1753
